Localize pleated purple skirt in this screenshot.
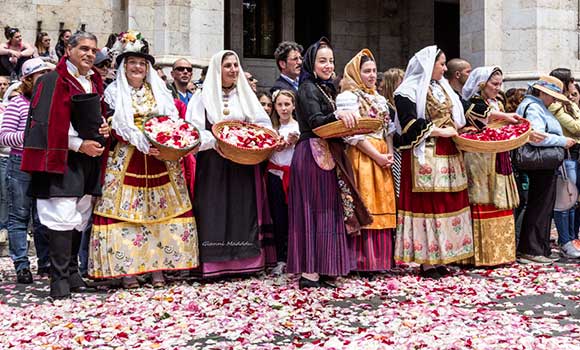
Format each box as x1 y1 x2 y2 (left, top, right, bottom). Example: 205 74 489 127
351 228 395 271
287 140 355 276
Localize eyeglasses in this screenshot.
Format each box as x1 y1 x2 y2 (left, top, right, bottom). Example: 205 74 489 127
174 66 193 73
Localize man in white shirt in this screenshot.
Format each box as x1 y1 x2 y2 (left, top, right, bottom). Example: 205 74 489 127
21 31 109 300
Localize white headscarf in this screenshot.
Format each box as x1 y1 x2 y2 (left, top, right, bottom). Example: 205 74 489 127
104 57 178 154
462 66 501 101
394 45 465 162
202 50 267 124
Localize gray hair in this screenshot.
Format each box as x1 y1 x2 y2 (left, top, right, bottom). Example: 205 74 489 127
68 31 98 48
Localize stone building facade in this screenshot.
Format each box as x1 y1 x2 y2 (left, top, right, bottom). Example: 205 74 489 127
1 0 579 88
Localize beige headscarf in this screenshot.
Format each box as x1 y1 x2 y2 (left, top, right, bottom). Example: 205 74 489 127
341 49 376 95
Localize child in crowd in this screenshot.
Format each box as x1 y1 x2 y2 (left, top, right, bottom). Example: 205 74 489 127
266 89 299 275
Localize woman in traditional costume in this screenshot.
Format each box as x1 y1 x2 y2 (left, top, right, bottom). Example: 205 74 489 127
287 38 371 288
459 66 520 266
89 32 199 288
186 50 273 277
393 45 474 278
337 49 397 273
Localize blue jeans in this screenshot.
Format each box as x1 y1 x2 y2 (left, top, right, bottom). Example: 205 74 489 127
7 154 49 271
0 156 8 230
554 159 577 246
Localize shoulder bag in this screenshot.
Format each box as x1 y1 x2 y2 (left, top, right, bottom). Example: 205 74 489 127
554 157 578 211
512 103 565 171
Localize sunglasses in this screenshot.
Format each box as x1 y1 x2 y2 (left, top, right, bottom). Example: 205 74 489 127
175 66 193 73
95 62 111 69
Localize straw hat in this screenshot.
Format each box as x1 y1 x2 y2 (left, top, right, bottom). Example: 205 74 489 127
530 75 568 101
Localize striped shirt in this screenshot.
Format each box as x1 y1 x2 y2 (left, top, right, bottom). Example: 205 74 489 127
0 95 30 154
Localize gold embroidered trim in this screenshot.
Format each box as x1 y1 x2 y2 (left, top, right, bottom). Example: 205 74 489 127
397 207 471 218
402 119 416 134
394 251 475 265
123 171 170 179
93 216 196 229
398 122 433 150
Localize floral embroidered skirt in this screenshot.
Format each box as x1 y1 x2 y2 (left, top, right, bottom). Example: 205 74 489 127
287 140 355 276
459 151 518 266
88 143 199 278
347 137 396 271
394 138 474 264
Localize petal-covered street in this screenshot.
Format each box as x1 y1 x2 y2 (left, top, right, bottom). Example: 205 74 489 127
0 256 579 350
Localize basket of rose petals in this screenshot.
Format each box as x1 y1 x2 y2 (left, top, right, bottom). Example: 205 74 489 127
454 119 531 153
143 115 200 161
212 120 279 165
313 118 383 139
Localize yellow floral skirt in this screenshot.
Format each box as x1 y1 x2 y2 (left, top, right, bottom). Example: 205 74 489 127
88 143 199 278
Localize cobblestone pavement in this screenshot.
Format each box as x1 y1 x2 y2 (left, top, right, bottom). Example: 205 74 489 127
0 254 579 349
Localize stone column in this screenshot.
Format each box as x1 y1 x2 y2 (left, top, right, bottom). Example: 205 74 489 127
460 0 580 86
128 0 224 68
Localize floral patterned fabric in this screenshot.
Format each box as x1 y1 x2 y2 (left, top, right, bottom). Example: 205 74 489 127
395 141 474 264
89 103 199 277
396 207 474 264
89 217 198 278
309 138 335 170
412 138 468 193
94 143 193 223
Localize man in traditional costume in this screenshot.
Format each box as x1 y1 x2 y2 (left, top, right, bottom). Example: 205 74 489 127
21 31 109 299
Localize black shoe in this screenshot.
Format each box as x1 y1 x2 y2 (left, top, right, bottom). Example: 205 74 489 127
436 266 452 277
48 294 71 302
37 266 51 277
419 266 441 279
16 268 33 284
319 275 338 289
298 277 321 289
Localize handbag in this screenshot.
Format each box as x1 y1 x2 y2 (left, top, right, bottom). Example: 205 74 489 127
554 158 578 211
512 103 566 170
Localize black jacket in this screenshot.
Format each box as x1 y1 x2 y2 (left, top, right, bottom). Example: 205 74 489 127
270 76 297 94
296 81 337 141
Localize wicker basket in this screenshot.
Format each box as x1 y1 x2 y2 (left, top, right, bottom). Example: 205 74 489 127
212 120 278 165
143 116 201 161
313 118 383 139
453 119 531 153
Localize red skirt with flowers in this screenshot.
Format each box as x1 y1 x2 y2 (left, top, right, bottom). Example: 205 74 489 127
394 138 474 264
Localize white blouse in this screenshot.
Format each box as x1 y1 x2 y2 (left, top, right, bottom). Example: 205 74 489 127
186 88 273 151
269 120 300 178
336 90 395 146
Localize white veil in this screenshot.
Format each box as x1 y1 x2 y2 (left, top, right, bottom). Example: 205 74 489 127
395 45 465 162
201 50 268 124
104 58 178 154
